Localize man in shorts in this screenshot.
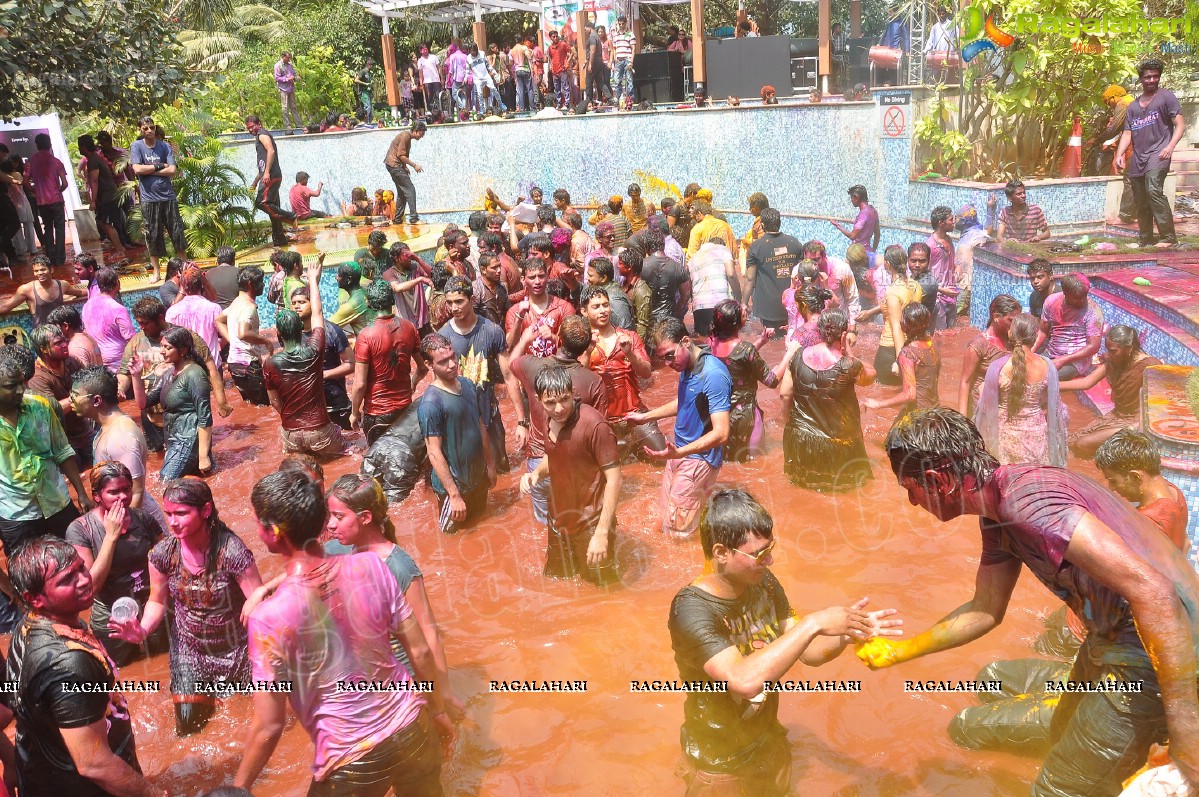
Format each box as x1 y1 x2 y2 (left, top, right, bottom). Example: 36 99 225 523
627 318 731 537
129 116 187 282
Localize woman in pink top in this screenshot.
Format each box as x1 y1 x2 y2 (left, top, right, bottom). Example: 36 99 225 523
165 268 224 368
83 267 135 373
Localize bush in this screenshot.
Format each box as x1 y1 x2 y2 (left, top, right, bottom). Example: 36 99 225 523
204 45 355 130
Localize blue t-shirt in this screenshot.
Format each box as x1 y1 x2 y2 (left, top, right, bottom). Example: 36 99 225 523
674 350 733 468
438 316 507 419
417 377 486 495
129 139 177 203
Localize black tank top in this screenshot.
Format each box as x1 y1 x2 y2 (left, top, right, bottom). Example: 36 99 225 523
254 131 281 180
31 280 65 327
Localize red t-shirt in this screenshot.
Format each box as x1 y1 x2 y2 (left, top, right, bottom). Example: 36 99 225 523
587 331 649 421
544 403 620 537
1140 483 1190 555
289 184 317 218
354 315 421 416
504 295 574 341
550 41 572 74
262 326 329 431
512 353 609 458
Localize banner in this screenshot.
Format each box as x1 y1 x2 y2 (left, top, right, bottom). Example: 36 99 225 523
541 0 616 48
0 113 84 217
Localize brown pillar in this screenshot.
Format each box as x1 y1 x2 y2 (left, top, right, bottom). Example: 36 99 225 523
473 21 487 52
576 9 588 94
689 0 706 85
850 0 861 36
818 0 830 91
382 32 400 111
633 17 643 49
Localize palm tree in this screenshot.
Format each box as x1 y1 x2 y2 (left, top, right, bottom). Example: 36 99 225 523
177 0 287 72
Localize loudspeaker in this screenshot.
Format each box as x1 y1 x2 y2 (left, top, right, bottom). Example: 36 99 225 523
632 51 684 103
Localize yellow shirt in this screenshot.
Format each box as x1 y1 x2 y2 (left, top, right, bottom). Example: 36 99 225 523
686 215 737 262
879 277 923 348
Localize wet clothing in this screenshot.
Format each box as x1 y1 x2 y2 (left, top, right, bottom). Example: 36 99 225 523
711 341 778 462
1068 355 1161 452
1124 89 1183 177
263 325 330 431
964 329 1009 416
0 393 77 527
5 613 140 797
417 377 487 499
1029 286 1059 319
381 265 429 330
642 253 690 323
673 349 733 469
511 351 608 459
1041 293 1103 378
897 341 940 417
145 363 211 480
746 232 804 327
150 527 254 696
303 321 352 428
27 357 97 461
783 350 872 491
669 570 797 774
355 316 422 417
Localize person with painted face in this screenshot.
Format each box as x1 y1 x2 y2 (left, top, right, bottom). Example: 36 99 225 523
128 326 214 479
866 407 1199 797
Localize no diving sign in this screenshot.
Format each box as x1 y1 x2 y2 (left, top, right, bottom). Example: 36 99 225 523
879 91 911 139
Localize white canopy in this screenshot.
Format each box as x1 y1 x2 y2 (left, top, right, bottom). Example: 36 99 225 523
351 0 539 24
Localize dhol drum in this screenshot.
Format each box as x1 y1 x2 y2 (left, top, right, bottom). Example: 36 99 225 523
869 46 903 69
925 51 962 75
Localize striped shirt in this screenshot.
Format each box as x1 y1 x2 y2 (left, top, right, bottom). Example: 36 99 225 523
612 32 635 61
998 204 1048 242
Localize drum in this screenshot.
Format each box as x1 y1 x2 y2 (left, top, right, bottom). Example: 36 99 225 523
869 46 902 68
925 51 962 73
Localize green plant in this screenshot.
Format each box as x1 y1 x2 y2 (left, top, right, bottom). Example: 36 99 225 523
203 46 353 130
914 94 974 177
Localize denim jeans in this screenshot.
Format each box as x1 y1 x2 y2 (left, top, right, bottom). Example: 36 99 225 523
553 72 572 107
1128 168 1176 244
611 58 633 103
473 81 504 114
37 201 67 266
515 69 534 112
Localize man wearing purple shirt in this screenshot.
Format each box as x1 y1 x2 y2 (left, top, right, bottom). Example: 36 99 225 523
444 41 472 115
830 184 880 252
26 134 69 266
866 408 1199 796
925 205 958 330
274 51 300 131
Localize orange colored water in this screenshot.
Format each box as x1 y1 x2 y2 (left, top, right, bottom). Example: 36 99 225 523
112 321 1090 795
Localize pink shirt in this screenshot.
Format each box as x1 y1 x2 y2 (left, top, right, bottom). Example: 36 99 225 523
82 293 134 372
290 184 317 218
165 295 223 368
26 151 67 207
248 553 425 780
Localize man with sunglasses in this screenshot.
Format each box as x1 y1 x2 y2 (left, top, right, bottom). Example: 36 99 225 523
669 489 900 797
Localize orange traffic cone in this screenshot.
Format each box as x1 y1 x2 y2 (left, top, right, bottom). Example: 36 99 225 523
1059 116 1083 178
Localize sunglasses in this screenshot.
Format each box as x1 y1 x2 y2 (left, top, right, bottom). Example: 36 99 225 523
731 540 776 563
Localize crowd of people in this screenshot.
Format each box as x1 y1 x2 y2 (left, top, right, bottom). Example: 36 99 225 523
0 55 1193 796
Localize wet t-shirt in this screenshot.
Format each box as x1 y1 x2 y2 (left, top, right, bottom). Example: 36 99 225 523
669 570 796 772
1124 89 1183 177
248 553 424 780
642 253 690 323
355 316 421 416
417 377 487 496
746 232 804 325
439 316 507 418
1041 292 1103 376
512 353 608 458
544 404 619 537
263 325 329 431
674 350 733 468
66 509 162 608
5 616 138 797
588 331 650 421
324 541 423 671
980 465 1199 665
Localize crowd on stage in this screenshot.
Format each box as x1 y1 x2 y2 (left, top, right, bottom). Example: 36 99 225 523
0 55 1193 797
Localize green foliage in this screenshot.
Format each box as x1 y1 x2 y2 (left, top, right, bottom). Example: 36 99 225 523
202 46 355 131
279 3 382 69
914 94 974 176
178 2 287 72
0 0 192 121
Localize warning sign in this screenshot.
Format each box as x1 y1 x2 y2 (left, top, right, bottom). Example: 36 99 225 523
878 90 911 139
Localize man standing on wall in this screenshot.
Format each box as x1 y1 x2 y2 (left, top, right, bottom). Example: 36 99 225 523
1115 58 1186 249
274 51 300 131
246 115 297 248
355 57 375 123
610 16 637 110
384 121 426 226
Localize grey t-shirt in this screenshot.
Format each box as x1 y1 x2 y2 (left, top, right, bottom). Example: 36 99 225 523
1124 89 1183 177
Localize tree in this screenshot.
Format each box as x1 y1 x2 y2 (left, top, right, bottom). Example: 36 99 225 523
0 0 191 121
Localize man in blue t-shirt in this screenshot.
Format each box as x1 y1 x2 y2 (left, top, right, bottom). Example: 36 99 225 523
626 317 732 538
128 116 187 282
417 333 495 533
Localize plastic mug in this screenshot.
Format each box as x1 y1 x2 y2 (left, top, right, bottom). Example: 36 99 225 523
110 597 140 624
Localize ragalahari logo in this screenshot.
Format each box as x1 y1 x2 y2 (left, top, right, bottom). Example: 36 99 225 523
960 7 1016 62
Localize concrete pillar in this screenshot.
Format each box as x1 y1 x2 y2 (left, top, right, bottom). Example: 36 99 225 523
382 19 400 119
850 0 861 36
576 9 588 97
689 0 706 87
818 0 830 85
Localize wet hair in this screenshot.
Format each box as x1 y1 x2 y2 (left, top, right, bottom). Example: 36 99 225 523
31 254 52 271
564 210 583 230
1095 429 1161 476
9 537 80 601
1105 324 1141 353
479 231 505 253
683 183 699 198
78 134 97 154
328 473 396 543
547 279 569 301
690 201 712 217
163 477 230 573
989 294 1021 322
845 244 868 267
96 267 120 293
73 365 119 406
907 242 932 263
430 261 451 291
534 365 573 398
660 197 676 213
443 275 472 298
848 185 868 203
389 241 412 264
1004 179 1025 198
251 469 328 549
594 221 615 239
900 302 932 340
420 332 453 360
216 246 236 266
485 212 505 229
30 324 63 358
90 460 132 497
237 265 265 292
930 206 953 229
792 260 820 286
165 257 186 281
525 233 553 257
797 284 833 314
285 251 304 276
1004 313 1039 419
607 197 624 214
162 325 206 370
759 208 781 233
885 407 999 487
337 263 361 291
467 211 487 235
881 246 908 274
522 257 548 277
536 204 556 226
747 192 769 213
651 317 688 345
412 120 428 133
579 285 610 311
77 253 99 273
1027 257 1053 277
0 349 34 383
47 304 83 332
640 226 665 254
1060 274 1088 299
818 309 849 344
553 188 571 204
280 453 325 486
589 258 614 283
365 279 395 312
182 267 205 295
368 230 388 249
698 488 773 559
446 229 469 248
558 315 592 358
275 309 303 346
1137 58 1164 79
710 299 744 341
803 240 827 259
618 248 643 276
